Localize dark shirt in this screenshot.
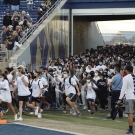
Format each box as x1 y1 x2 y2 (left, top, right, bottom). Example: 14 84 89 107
6 30 13 37
97 79 107 91
80 79 86 86
10 0 20 5
13 16 20 29
3 15 12 27
7 39 14 50
1 32 7 44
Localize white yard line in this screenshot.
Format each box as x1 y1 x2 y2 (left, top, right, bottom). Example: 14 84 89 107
12 122 86 135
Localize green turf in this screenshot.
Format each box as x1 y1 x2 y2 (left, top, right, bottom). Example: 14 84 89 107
3 110 135 131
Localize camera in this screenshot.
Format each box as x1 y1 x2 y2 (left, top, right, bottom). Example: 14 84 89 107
112 102 125 120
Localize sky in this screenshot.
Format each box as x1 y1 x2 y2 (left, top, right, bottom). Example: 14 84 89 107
97 20 135 34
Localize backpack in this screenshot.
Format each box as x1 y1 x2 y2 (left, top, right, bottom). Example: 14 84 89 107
63 77 74 88
30 79 41 89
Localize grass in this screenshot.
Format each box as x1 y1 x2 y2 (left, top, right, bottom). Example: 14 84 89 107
3 109 135 131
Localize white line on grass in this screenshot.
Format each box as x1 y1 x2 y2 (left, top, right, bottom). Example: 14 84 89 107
12 122 86 135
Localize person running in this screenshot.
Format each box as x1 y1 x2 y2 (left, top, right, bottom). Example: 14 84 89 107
84 76 98 115
31 71 44 118
12 67 38 121
0 73 17 121
62 70 81 117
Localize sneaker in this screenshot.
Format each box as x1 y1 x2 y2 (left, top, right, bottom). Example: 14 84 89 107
125 130 134 135
83 106 87 110
17 117 23 121
79 103 83 106
6 108 9 113
91 112 94 115
124 114 128 118
88 110 91 112
76 112 81 117
30 112 34 115
35 107 39 116
63 111 66 113
38 113 42 118
72 112 77 116
14 114 18 121
105 105 108 109
70 109 75 115
40 109 43 113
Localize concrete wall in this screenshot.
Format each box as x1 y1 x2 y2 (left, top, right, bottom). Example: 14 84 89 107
73 16 105 54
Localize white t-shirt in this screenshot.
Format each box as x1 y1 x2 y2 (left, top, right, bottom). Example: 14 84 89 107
119 74 135 100
48 66 58 71
63 77 77 96
16 75 31 96
107 69 114 76
7 73 13 91
0 79 11 103
54 75 63 92
86 83 97 100
32 79 43 97
96 65 107 71
40 77 48 92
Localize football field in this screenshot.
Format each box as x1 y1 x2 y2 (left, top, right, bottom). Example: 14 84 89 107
1 110 135 135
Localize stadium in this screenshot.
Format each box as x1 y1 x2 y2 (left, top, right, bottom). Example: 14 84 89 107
0 0 135 135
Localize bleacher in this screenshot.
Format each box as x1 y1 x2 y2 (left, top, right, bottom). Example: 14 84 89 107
0 1 43 31
0 0 43 61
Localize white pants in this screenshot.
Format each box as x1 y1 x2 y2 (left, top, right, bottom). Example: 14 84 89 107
81 86 86 106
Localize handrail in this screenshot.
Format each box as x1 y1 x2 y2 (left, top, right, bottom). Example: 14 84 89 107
19 0 63 44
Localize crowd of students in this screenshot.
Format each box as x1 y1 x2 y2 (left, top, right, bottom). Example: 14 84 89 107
0 45 135 122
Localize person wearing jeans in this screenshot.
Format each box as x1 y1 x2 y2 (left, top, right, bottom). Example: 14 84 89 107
10 0 20 10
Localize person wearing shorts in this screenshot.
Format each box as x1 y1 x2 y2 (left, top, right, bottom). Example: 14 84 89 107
84 76 98 115
12 67 38 121
0 73 17 121
62 70 81 117
31 71 44 118
118 65 135 135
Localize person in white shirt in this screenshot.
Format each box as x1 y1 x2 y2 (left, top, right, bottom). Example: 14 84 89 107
12 67 38 121
84 76 98 115
0 73 17 121
62 70 81 117
53 72 63 108
48 60 58 71
96 62 107 71
4 68 19 110
85 64 92 73
31 71 44 118
39 72 50 111
118 65 135 135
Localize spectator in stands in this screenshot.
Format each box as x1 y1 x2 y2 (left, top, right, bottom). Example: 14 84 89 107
3 11 12 27
15 26 23 40
4 0 10 4
37 7 44 21
10 0 20 10
27 0 33 10
20 11 32 24
46 0 52 8
11 11 20 30
1 26 7 51
5 34 15 59
6 25 13 37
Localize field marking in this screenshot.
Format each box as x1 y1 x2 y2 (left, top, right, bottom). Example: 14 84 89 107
12 122 86 135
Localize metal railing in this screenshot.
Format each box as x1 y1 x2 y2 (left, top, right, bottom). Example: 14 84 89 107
19 0 63 44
